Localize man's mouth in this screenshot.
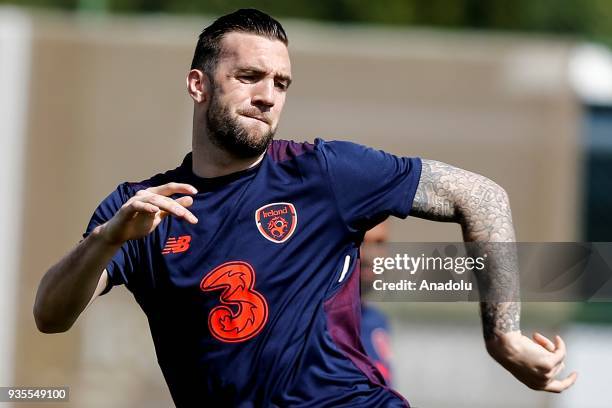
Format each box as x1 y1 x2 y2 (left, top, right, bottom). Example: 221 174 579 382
240 113 270 125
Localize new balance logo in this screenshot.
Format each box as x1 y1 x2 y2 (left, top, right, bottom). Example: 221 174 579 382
162 235 191 255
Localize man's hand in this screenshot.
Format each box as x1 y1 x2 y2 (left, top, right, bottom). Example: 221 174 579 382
486 330 578 392
99 182 198 246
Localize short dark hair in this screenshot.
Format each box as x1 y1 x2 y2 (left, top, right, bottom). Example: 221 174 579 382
190 8 288 75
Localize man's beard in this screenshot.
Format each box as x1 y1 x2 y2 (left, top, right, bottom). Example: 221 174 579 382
206 92 275 159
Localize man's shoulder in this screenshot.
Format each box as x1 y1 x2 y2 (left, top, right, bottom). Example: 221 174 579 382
120 156 188 196
267 139 317 163
88 155 188 222
267 138 370 162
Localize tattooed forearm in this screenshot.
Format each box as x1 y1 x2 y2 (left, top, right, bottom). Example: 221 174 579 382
474 241 521 340
410 159 521 340
481 302 521 340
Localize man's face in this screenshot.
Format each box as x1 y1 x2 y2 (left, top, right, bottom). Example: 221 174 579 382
205 32 292 158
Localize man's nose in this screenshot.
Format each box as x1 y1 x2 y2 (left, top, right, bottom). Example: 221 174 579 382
252 79 275 108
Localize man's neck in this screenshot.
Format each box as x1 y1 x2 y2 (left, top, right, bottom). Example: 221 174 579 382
191 136 266 179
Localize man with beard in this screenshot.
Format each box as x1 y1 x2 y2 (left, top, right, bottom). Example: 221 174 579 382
34 8 577 407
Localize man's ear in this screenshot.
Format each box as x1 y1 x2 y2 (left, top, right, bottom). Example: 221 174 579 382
186 69 211 103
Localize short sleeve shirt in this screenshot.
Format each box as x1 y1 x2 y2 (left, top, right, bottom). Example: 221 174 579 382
84 139 421 407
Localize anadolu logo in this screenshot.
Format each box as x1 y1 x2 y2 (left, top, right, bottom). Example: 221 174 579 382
255 202 297 243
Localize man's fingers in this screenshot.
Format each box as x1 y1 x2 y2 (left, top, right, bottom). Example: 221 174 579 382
554 335 565 352
533 333 567 369
543 371 578 393
549 335 567 366
121 198 159 217
175 196 194 208
124 187 198 223
533 332 556 352
130 200 159 214
147 182 198 197
550 362 566 379
140 194 198 224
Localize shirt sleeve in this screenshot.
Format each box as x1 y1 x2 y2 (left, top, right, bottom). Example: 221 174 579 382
83 183 141 294
316 139 422 232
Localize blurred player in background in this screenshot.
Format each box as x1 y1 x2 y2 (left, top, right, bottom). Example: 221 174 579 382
360 222 394 384
34 8 577 407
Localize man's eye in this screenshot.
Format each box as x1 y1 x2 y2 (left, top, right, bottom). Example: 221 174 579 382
239 75 257 82
275 81 288 91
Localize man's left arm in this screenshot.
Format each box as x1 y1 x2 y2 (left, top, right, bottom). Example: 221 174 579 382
410 159 577 393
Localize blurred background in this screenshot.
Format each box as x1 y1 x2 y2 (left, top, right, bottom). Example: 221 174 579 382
1 1 611 407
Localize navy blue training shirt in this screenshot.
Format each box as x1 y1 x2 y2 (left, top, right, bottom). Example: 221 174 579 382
84 138 422 407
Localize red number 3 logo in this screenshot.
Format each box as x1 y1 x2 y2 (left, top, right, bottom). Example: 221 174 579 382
200 261 269 343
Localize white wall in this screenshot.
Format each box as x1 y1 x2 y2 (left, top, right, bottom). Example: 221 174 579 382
0 7 31 392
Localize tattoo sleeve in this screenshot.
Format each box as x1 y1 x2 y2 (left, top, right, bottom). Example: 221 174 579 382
410 159 521 340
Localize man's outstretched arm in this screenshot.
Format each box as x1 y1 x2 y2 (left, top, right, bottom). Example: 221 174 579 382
34 235 117 333
34 183 198 333
409 159 577 392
